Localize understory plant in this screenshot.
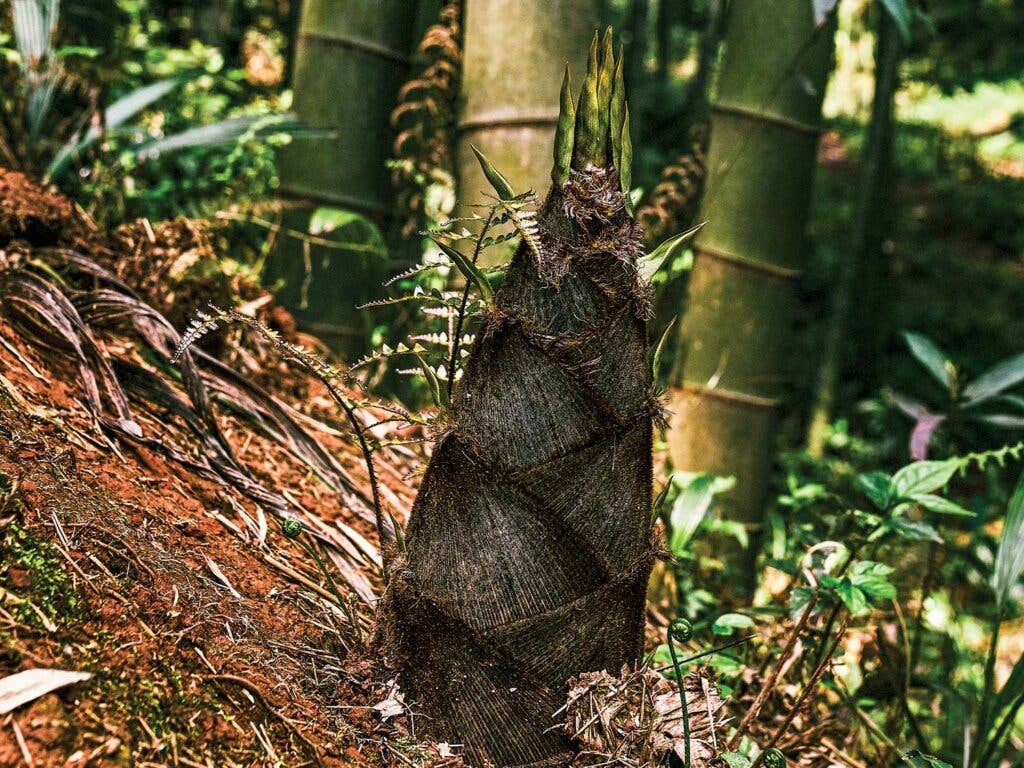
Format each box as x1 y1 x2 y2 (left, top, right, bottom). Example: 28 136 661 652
892 331 1024 459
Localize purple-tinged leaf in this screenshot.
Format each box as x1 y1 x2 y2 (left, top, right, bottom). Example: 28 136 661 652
910 413 946 460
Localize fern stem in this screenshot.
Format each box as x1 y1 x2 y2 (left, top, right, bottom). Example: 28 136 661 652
667 634 692 768
445 208 494 400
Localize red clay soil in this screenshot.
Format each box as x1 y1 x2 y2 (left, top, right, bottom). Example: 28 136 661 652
0 169 461 767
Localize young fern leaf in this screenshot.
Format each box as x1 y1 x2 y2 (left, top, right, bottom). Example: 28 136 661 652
384 259 452 287
498 197 542 261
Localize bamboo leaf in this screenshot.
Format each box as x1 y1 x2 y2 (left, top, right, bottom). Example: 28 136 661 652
46 78 181 180
470 144 515 200
432 238 494 305
414 353 444 408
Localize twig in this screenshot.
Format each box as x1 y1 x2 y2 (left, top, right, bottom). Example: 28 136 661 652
750 611 850 768
729 593 818 749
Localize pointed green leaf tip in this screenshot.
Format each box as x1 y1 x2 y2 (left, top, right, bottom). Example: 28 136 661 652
565 28 634 210
610 44 625 174
572 31 602 169
552 65 575 185
620 102 633 203
471 144 515 200
596 27 614 157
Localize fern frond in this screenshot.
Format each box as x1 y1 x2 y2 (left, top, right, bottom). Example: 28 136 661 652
349 341 427 371
172 306 222 362
499 196 542 260
384 259 452 287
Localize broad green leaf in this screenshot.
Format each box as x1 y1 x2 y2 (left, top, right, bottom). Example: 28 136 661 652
903 331 952 392
669 473 716 556
963 353 1024 406
470 144 515 200
712 613 754 636
876 516 942 544
993 471 1024 608
857 471 893 509
637 221 704 282
891 459 959 497
432 238 494 305
850 561 897 602
836 581 869 615
909 493 974 517
881 0 913 43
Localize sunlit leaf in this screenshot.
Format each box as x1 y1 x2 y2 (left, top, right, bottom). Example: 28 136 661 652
669 473 716 556
712 613 754 636
891 459 959 497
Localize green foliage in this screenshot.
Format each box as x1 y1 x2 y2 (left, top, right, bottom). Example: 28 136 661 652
1 521 81 629
0 0 302 225
891 331 1024 459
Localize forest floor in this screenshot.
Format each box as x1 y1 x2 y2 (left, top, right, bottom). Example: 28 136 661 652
0 169 466 767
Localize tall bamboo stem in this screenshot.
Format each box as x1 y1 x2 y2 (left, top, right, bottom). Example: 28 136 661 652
668 2 835 580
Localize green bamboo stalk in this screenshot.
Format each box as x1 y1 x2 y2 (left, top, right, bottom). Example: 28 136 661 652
668 2 835 579
264 0 419 357
279 0 418 216
382 39 654 767
456 0 599 261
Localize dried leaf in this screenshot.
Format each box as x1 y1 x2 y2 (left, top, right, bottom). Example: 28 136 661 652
0 669 93 715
